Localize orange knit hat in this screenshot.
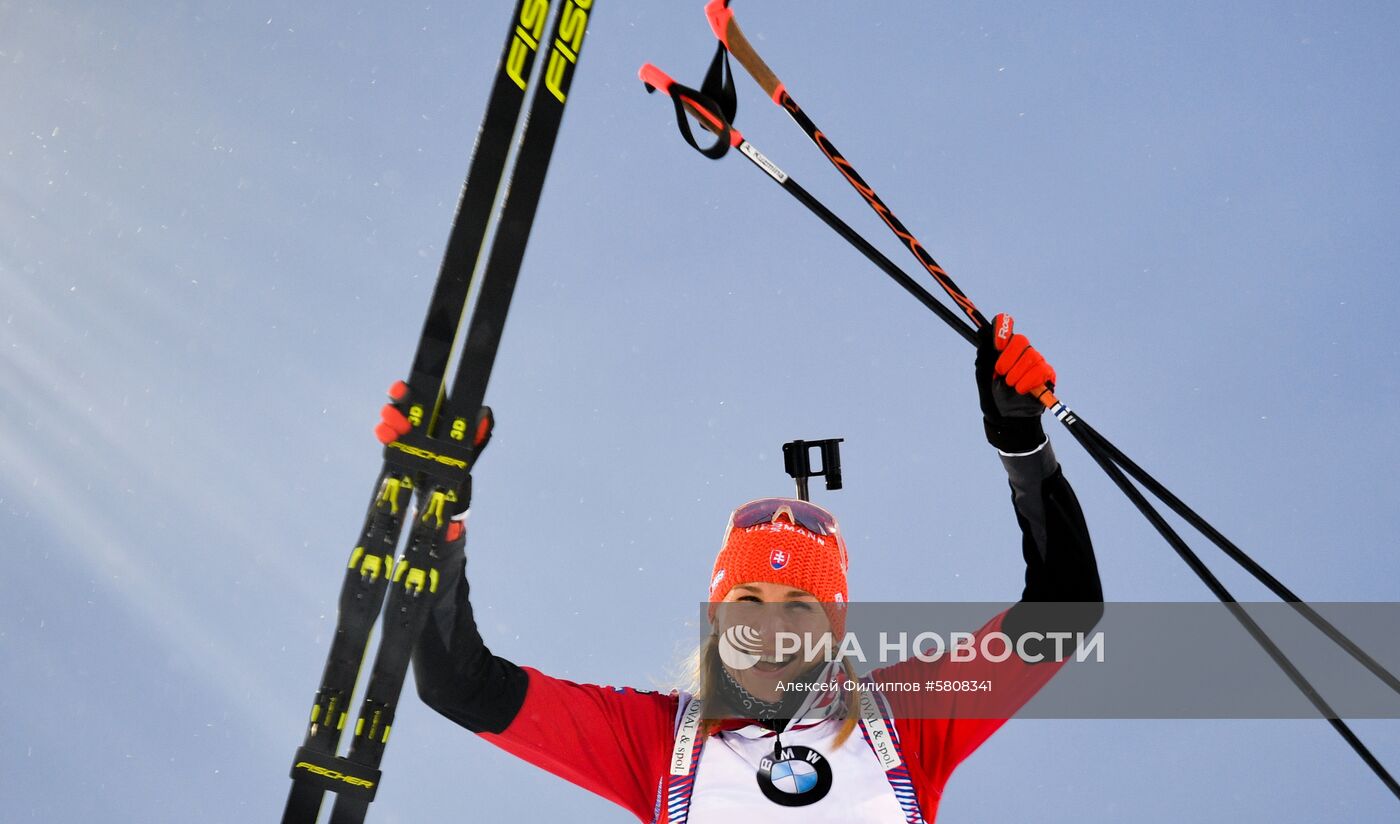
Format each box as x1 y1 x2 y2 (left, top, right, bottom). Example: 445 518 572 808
707 498 850 636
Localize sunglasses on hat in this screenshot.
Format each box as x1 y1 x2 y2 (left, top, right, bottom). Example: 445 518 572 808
723 498 849 571
728 497 839 534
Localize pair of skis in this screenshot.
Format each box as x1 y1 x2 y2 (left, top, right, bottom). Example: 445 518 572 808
641 0 1398 802
281 2 594 822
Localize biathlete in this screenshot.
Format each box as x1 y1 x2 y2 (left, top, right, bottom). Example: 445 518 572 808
374 314 1103 821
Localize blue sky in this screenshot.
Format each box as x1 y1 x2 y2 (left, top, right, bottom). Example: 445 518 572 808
2 1 1397 821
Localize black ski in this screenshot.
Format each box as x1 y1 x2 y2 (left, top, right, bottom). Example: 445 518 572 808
323 2 597 823
282 1 555 822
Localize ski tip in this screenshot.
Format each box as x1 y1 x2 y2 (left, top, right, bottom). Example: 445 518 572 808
639 63 674 95
705 0 733 46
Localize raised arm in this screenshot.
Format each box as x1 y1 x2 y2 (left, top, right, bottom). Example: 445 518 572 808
978 313 1103 634
371 393 679 821
876 315 1103 794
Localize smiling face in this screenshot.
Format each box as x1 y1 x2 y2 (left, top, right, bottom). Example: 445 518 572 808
713 581 834 703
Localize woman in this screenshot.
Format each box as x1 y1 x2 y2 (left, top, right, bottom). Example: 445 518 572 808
395 314 1103 822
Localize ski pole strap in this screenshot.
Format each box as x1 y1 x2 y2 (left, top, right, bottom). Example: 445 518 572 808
639 63 742 160
701 41 738 126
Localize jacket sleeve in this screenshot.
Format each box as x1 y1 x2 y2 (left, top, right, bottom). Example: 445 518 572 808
479 669 678 822
999 438 1105 640
413 564 676 822
412 557 529 734
875 438 1103 799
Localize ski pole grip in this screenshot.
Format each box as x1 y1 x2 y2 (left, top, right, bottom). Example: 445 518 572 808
703 0 784 103
1036 385 1060 409
639 63 676 96
704 0 735 47
639 62 744 158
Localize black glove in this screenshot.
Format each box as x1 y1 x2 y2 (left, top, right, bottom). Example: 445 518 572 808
428 516 469 643
375 380 496 455
370 382 495 642
975 313 1054 453
427 404 493 637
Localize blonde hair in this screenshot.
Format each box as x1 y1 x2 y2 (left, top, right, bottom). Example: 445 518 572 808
683 632 861 749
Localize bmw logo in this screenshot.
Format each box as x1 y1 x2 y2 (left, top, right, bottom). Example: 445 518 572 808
756 745 833 807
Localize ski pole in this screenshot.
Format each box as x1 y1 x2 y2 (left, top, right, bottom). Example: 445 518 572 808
700 0 1400 698
638 64 977 346
705 0 985 328
1064 421 1400 801
637 60 1400 801
1077 417 1400 695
